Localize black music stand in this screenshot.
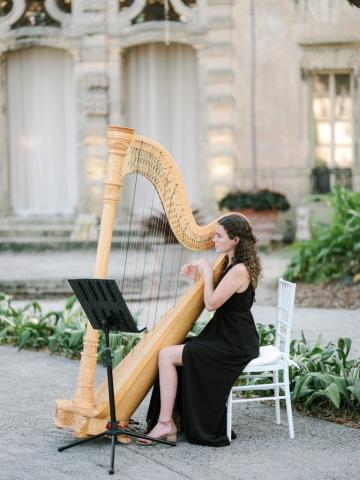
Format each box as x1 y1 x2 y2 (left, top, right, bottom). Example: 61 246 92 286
58 278 175 475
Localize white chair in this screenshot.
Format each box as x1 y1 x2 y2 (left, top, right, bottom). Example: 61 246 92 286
226 278 297 441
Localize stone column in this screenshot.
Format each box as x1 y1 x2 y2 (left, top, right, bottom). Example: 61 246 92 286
73 0 109 220
204 0 236 210
0 53 10 216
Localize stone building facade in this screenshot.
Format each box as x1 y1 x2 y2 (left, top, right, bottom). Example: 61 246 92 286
0 0 359 228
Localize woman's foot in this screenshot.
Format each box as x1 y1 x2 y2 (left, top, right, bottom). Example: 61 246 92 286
137 420 177 446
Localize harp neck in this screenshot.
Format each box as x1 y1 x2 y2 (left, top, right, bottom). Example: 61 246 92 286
107 126 215 251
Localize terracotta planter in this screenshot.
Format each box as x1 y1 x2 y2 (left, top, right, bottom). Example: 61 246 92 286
235 209 279 245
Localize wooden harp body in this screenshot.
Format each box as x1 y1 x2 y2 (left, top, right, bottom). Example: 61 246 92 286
55 126 222 437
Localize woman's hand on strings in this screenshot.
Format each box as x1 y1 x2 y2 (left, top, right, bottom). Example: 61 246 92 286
193 258 212 274
180 263 200 281
180 259 212 281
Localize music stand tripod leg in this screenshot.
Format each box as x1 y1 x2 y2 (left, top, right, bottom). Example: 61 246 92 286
109 435 116 475
58 431 109 452
104 326 119 475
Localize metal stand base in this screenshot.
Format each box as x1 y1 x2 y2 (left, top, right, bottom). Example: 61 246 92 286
58 422 176 475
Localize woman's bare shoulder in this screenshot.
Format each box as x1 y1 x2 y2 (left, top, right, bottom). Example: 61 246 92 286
230 263 250 282
231 263 248 274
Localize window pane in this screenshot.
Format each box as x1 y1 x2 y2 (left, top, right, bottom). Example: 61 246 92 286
316 122 331 145
313 97 331 120
315 146 331 167
313 75 330 120
335 121 352 146
335 147 352 168
313 74 329 97
335 74 352 120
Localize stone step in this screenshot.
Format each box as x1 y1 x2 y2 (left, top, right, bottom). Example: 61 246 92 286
0 214 168 251
0 236 165 252
0 232 281 251
0 216 74 225
0 215 284 250
0 276 184 301
0 226 74 238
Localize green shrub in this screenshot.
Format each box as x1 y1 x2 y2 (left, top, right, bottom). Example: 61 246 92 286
0 292 57 349
0 293 143 366
98 331 143 368
285 187 360 283
1 295 359 420
289 335 360 415
244 324 360 418
218 189 290 212
257 322 276 346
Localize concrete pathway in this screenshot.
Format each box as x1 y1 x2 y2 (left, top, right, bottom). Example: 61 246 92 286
0 249 288 304
0 345 359 480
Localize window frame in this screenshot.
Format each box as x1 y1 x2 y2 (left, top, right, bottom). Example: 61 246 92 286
310 69 354 170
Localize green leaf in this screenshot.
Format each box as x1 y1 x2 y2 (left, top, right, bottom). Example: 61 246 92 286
65 295 77 311
322 383 341 409
348 381 360 403
19 330 31 349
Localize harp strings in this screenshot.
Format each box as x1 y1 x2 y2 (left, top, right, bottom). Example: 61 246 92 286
113 159 193 329
107 143 215 370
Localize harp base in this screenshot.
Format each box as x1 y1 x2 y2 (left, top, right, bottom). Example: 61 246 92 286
55 399 101 438
55 399 137 439
58 326 176 475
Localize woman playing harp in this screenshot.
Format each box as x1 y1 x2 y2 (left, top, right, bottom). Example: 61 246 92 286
55 127 258 442
138 213 261 447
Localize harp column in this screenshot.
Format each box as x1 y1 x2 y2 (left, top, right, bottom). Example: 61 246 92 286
72 126 135 411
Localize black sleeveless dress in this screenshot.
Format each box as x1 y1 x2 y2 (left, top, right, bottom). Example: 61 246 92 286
146 268 260 447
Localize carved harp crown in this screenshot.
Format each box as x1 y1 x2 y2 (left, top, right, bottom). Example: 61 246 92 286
55 126 224 438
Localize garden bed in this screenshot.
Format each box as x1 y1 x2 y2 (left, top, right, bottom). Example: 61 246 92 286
295 282 360 310
295 405 360 429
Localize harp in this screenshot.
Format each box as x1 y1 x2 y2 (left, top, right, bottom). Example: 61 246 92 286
55 126 224 438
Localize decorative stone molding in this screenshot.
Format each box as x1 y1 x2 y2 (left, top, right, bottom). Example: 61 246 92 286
45 0 72 28
84 91 108 117
171 0 199 24
0 0 26 35
117 20 207 49
109 0 205 34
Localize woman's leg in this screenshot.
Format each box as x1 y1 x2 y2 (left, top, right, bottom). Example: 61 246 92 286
158 345 184 422
144 345 184 439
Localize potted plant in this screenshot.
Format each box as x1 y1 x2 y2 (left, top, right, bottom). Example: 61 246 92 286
218 189 291 244
218 189 290 213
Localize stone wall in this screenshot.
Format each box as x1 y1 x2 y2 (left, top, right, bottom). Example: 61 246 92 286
0 0 359 222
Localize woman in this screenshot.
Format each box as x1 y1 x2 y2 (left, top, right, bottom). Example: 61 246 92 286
138 213 261 447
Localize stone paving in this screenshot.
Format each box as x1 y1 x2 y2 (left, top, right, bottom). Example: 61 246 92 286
0 345 359 480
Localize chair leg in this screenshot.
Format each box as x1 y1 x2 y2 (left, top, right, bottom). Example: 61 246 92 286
226 390 233 442
284 367 294 439
273 370 281 425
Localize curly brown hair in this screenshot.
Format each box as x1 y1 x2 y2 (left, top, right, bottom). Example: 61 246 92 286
218 213 262 289
348 0 360 7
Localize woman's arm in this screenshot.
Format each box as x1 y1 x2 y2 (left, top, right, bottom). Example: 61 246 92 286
195 260 250 312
